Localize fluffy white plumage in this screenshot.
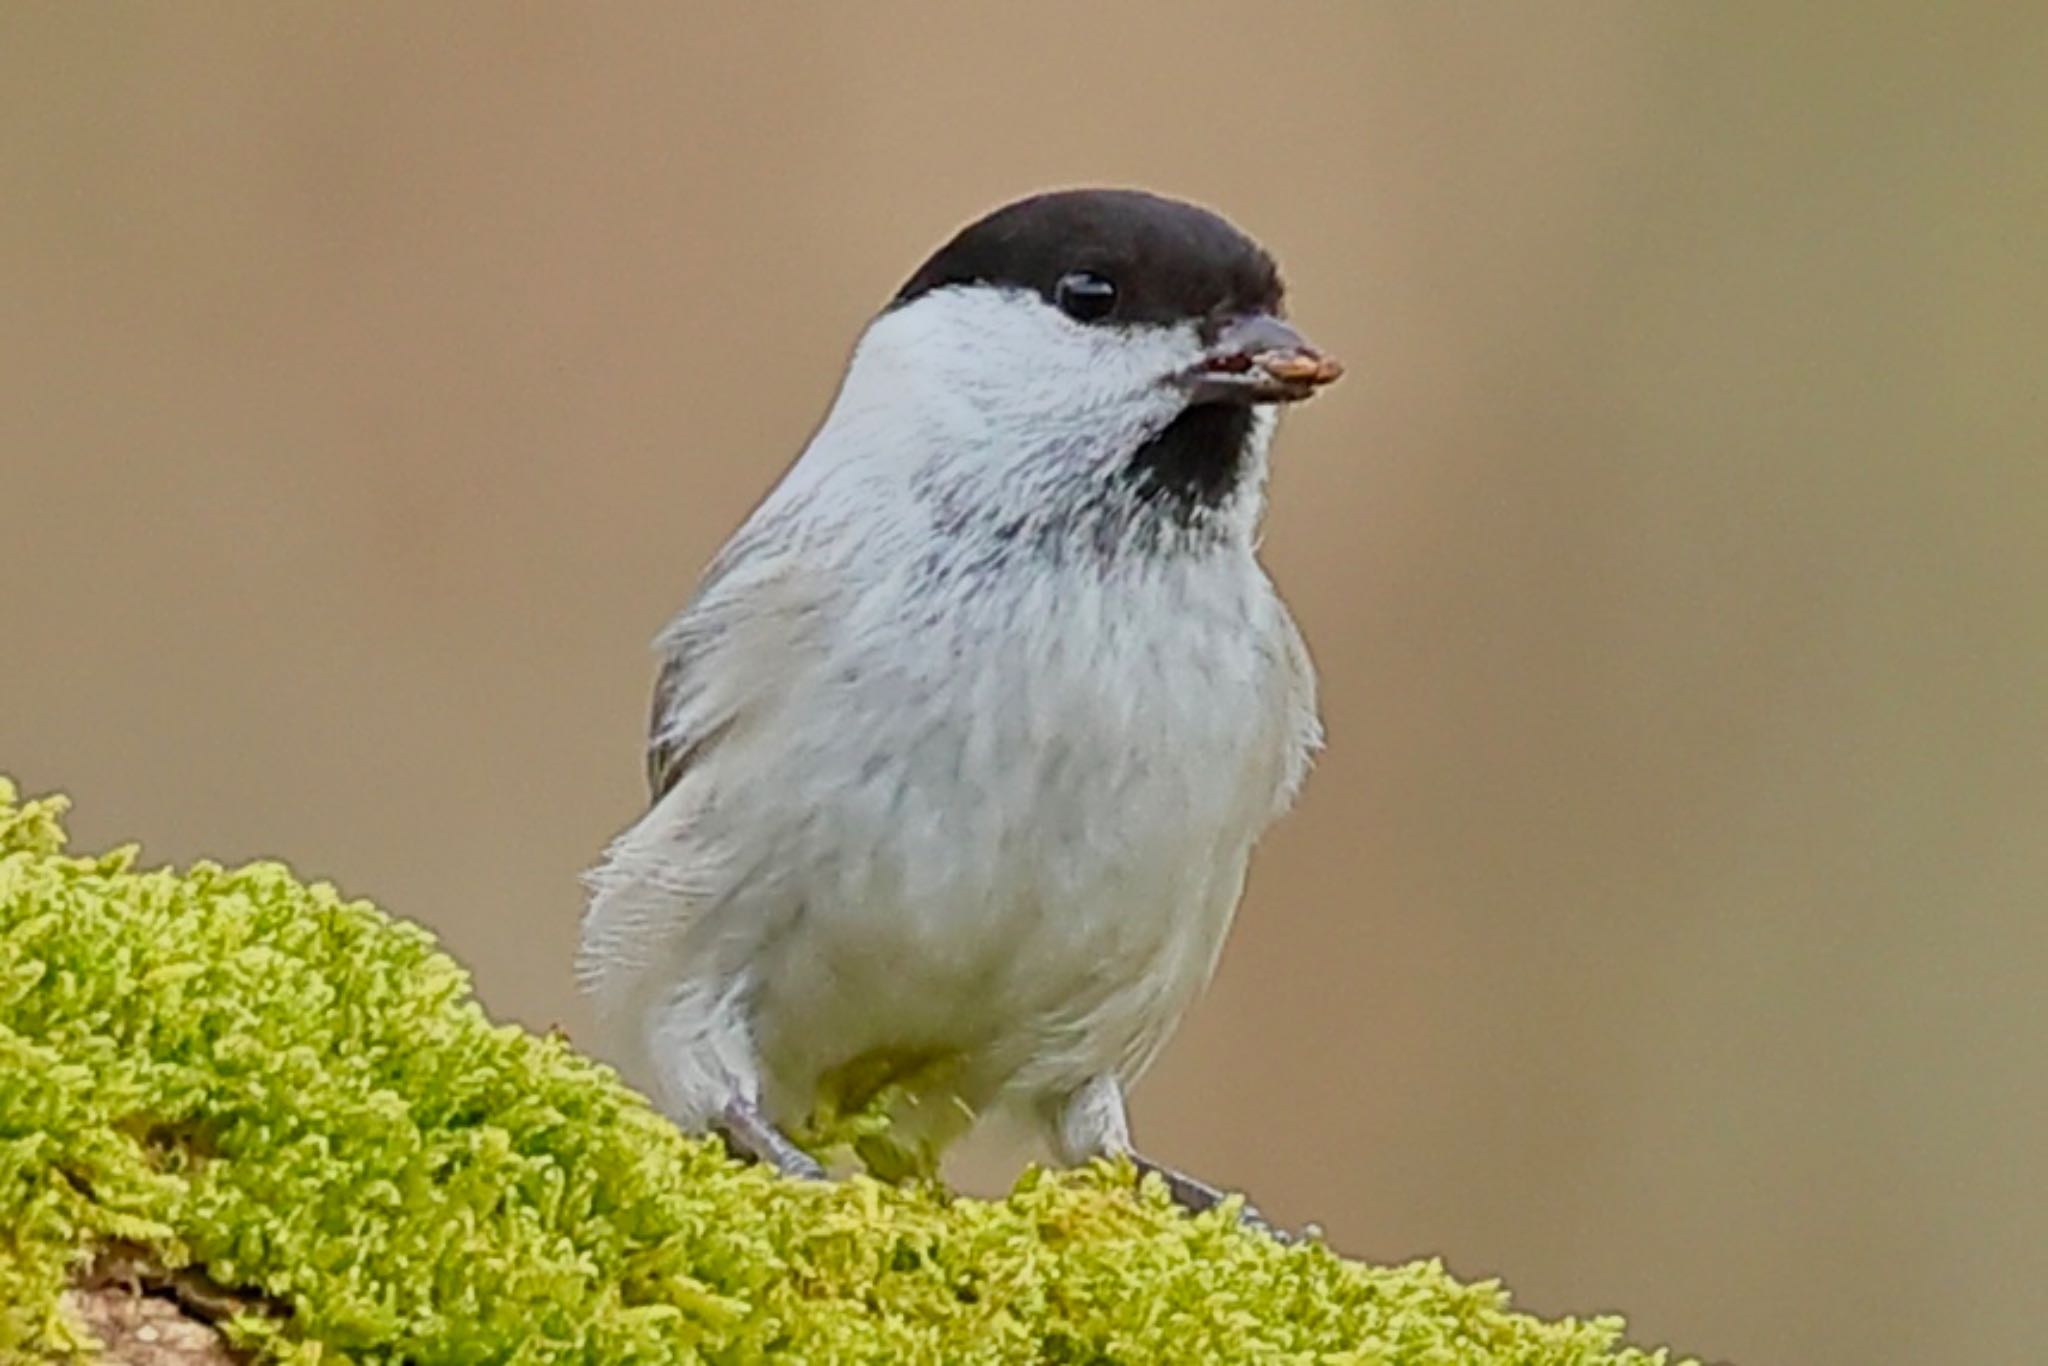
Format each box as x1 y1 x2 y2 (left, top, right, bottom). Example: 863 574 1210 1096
580 206 1323 1178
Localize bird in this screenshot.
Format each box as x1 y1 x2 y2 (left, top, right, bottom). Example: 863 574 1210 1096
579 188 1340 1215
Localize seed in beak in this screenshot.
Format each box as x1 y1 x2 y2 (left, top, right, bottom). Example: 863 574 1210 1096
1257 352 1345 385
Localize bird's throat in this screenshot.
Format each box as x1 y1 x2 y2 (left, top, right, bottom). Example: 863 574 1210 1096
1121 403 1258 524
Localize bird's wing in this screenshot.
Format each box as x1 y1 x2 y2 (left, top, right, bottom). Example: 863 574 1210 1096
646 634 714 803
581 532 829 1009
644 522 830 808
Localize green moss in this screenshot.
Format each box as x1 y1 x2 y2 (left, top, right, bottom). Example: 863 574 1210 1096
0 777 1692 1364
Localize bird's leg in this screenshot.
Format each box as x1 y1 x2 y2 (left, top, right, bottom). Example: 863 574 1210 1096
1052 1074 1277 1232
717 1095 827 1180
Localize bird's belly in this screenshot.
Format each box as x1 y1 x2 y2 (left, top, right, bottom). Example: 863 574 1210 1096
750 684 1280 1129
753 830 1251 1135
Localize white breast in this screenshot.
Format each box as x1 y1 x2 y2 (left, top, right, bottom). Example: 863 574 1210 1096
732 546 1316 1122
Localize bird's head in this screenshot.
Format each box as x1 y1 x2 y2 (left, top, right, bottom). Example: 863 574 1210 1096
811 189 1339 555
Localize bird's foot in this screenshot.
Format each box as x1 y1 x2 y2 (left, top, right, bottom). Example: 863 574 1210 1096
1130 1153 1285 1239
717 1097 827 1181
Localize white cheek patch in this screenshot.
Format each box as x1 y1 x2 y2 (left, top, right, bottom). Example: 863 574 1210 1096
860 287 1198 441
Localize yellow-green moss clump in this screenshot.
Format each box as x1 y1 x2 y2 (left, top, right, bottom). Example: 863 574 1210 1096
0 779 1691 1364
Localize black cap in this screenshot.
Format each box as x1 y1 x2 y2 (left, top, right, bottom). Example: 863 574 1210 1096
893 189 1284 327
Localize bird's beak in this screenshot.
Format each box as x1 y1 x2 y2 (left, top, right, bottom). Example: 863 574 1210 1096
1178 313 1344 405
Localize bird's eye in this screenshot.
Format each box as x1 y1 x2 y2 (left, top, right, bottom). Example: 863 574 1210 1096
1054 271 1118 323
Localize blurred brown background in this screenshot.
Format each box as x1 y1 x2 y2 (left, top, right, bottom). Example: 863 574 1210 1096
5 6 2043 1362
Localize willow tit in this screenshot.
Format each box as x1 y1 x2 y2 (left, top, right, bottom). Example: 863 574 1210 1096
581 189 1340 1213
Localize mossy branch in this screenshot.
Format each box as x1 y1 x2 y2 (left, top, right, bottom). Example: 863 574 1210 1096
0 778 1692 1365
